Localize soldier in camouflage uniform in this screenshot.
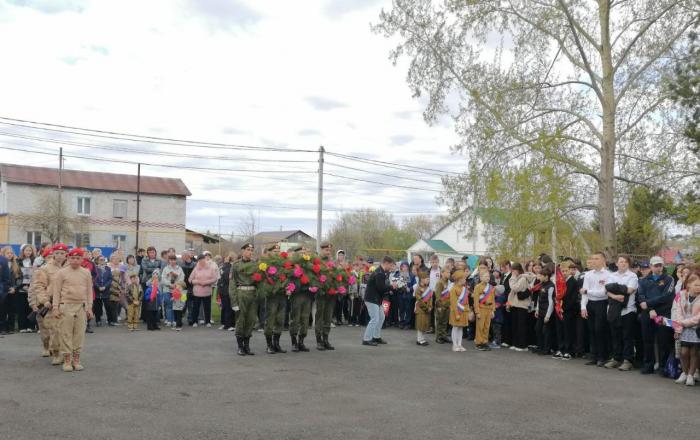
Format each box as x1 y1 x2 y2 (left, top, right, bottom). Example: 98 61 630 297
314 242 336 351
264 244 287 354
230 243 257 356
289 246 311 352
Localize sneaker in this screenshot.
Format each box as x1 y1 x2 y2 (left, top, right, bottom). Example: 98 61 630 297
552 351 563 359
561 353 572 360
209 320 215 325
686 375 695 386
192 323 198 328
26 328 34 333
171 326 176 330
514 347 527 352
457 346 466 352
19 329 27 333
604 359 621 369
509 346 517 351
228 327 235 332
675 372 688 384
694 371 700 381
199 320 205 325
176 327 182 332
330 322 336 328
500 342 510 348
218 325 225 330
206 323 212 328
618 360 633 371
489 342 501 349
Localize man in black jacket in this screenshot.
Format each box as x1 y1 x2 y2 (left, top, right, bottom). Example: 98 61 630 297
362 256 397 346
637 256 675 375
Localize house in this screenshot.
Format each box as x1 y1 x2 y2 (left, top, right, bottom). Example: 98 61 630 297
407 208 504 265
185 228 221 255
252 229 315 252
0 163 190 252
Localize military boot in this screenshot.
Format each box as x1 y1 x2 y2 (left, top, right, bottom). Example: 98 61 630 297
298 336 310 352
244 337 255 355
266 335 276 354
323 335 335 350
236 336 246 356
291 334 300 352
72 352 84 371
41 340 50 357
273 334 286 353
316 334 326 351
51 351 62 366
62 353 73 372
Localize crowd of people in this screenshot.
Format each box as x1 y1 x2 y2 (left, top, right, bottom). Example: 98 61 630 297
0 240 698 388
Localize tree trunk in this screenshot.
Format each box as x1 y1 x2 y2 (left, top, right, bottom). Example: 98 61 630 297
598 0 617 256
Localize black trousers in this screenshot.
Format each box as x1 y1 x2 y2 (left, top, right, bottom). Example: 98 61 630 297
587 300 610 362
640 310 674 370
146 310 159 329
556 310 577 354
535 315 552 353
0 294 13 332
173 310 183 328
502 309 512 346
16 289 32 331
511 307 529 349
189 296 211 325
220 287 234 329
93 298 109 323
610 311 637 362
334 295 350 324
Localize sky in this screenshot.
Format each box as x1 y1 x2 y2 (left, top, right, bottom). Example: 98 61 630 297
0 0 464 239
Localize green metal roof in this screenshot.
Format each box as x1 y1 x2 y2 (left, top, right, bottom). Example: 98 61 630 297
424 239 457 253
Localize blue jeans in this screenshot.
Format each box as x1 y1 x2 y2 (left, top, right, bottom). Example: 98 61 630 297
398 293 414 327
363 301 384 341
163 292 173 322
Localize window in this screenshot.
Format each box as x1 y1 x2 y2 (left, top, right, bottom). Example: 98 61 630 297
112 234 127 249
77 197 91 215
26 231 42 248
113 199 127 218
74 233 90 247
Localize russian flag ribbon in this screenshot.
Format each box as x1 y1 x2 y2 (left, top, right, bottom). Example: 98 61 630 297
420 288 434 303
456 287 468 313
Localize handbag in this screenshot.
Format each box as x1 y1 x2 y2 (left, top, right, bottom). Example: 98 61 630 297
665 354 681 379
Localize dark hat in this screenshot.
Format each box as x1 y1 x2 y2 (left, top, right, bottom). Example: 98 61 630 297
197 254 206 261
320 241 332 249
241 243 253 250
367 257 374 264
639 261 650 269
460 255 468 261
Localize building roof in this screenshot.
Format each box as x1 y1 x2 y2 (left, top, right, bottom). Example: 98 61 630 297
430 207 508 239
0 163 191 197
424 239 457 253
253 229 313 243
185 229 220 244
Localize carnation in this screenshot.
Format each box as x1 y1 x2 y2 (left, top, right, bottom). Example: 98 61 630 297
293 267 303 278
280 252 289 259
267 266 278 275
348 275 356 284
319 275 327 283
338 286 347 295
285 282 295 294
309 286 318 293
312 264 321 274
258 262 268 271
313 258 321 265
283 261 293 270
279 274 287 282
252 273 262 282
328 288 337 295
336 274 343 282
300 275 309 285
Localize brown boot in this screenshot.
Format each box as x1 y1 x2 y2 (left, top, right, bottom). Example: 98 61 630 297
51 351 62 366
62 353 73 372
72 352 84 371
41 340 50 357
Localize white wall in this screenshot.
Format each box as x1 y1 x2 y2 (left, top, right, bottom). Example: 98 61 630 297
431 216 491 255
6 183 186 251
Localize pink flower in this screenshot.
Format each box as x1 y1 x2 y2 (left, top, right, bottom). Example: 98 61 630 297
319 275 327 283
267 266 278 275
348 275 356 284
293 267 303 278
285 283 296 295
325 261 336 269
338 286 347 295
309 286 318 293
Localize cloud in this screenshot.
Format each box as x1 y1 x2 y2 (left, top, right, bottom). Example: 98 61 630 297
305 96 347 111
393 110 415 120
89 45 108 55
390 134 414 146
186 0 262 32
59 55 85 65
7 0 85 14
324 0 383 18
298 128 320 136
222 127 246 135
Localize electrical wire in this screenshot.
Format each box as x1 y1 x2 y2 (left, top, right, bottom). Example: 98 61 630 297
324 160 443 186
323 172 442 193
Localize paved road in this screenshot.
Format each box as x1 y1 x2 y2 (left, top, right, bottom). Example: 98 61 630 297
1 325 697 440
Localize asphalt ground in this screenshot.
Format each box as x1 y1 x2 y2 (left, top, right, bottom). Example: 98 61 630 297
1 325 697 440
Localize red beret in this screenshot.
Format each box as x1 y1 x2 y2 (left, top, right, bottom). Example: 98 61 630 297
67 248 84 257
52 243 68 253
41 248 53 258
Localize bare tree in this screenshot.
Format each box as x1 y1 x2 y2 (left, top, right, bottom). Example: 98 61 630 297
375 0 700 254
18 193 86 243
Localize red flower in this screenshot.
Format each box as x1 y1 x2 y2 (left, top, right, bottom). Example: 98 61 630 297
300 275 309 285
252 273 263 282
280 252 289 259
336 274 343 282
313 258 321 265
283 261 293 270
312 264 321 274
279 274 287 282
328 288 337 295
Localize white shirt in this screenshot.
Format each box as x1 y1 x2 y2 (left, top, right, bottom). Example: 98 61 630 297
581 268 611 310
608 270 639 315
429 267 441 290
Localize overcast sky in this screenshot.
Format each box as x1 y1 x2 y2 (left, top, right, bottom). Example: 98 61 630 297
0 0 464 238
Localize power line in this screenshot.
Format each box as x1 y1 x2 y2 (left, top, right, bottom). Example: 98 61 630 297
0 116 317 153
326 151 462 176
324 160 443 186
323 172 443 193
189 198 445 214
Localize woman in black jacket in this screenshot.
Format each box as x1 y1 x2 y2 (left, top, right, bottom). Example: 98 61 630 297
362 256 397 346
218 252 235 331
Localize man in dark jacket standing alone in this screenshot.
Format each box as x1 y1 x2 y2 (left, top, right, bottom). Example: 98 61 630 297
362 256 397 346
637 256 675 375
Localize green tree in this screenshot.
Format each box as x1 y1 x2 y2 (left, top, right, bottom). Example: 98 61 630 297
670 26 700 152
616 187 669 257
375 0 700 253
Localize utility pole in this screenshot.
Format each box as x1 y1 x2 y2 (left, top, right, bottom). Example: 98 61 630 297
316 145 324 254
135 163 141 252
57 148 63 243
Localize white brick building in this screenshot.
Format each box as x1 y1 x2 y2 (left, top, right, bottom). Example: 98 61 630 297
0 163 190 253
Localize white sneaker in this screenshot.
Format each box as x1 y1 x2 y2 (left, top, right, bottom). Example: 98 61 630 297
209 320 215 325
171 326 176 330
19 329 27 333
199 320 205 325
675 372 688 384
228 327 235 332
694 371 700 381
26 328 34 333
686 375 695 386
452 346 460 352
457 346 466 352
176 327 181 332
330 323 336 328
218 325 225 330
509 346 517 350
206 323 212 328
192 323 198 328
